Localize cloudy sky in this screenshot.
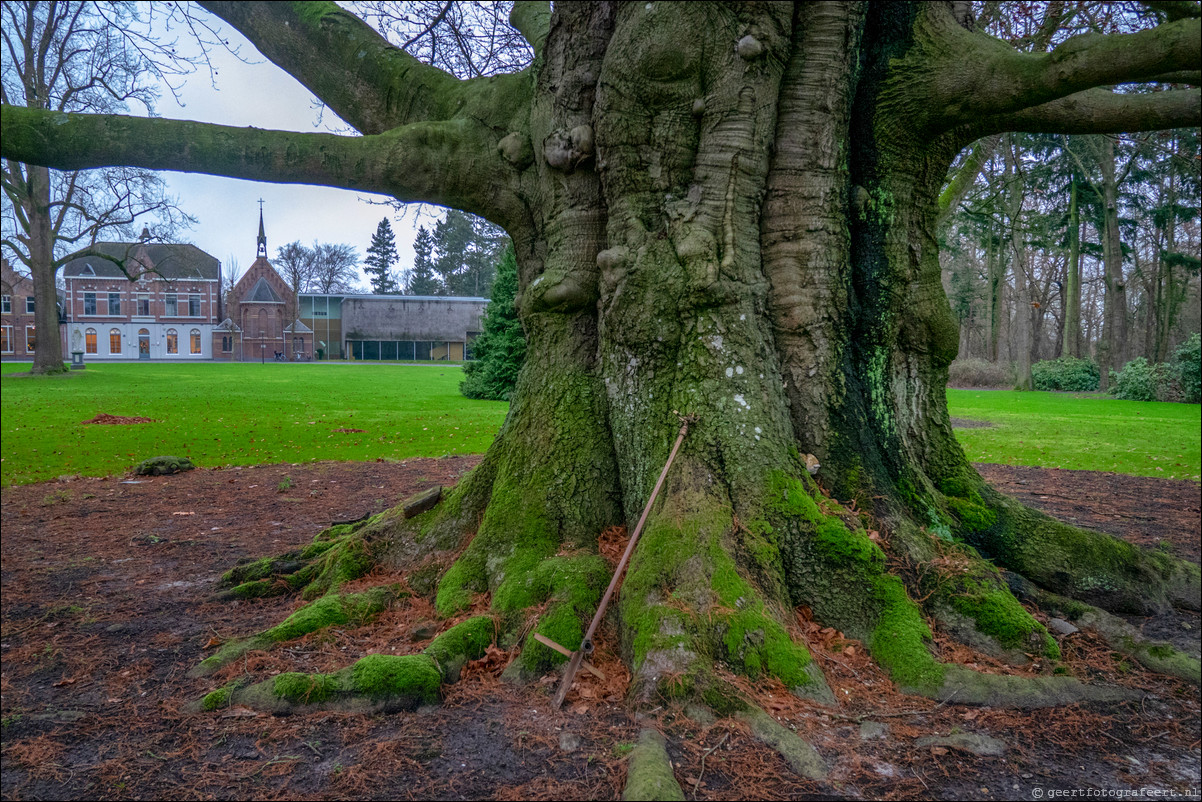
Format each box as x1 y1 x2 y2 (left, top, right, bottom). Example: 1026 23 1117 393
149 10 438 287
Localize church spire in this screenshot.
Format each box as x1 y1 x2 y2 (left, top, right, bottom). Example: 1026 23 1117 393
256 198 267 258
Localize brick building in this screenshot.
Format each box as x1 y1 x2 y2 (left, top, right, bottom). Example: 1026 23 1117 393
0 259 41 360
60 241 220 360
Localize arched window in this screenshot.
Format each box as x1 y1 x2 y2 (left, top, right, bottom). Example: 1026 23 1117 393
190 329 202 355
109 328 121 355
85 328 97 354
166 328 178 354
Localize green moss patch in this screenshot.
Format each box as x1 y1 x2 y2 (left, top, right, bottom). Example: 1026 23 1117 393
204 654 443 715
424 615 495 681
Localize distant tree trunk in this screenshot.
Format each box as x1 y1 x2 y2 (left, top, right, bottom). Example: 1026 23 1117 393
1063 174 1082 358
1006 142 1033 389
1095 138 1127 390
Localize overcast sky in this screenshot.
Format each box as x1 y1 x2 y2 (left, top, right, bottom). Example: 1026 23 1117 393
150 11 438 287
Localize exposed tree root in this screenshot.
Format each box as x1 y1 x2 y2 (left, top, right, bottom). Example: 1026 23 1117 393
191 585 404 677
621 729 684 802
734 707 827 780
1008 577 1202 686
197 615 496 714
193 445 1197 719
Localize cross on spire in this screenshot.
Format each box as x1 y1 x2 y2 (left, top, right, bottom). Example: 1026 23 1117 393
256 200 267 258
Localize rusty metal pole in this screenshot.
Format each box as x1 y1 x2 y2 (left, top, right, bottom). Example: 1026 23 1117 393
552 415 694 708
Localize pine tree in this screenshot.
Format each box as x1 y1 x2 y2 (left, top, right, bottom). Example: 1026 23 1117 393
460 245 524 400
406 226 443 295
363 218 400 294
431 210 507 296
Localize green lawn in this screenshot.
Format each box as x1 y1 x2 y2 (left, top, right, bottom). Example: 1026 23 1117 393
947 389 1201 481
0 363 508 486
3 365 1198 486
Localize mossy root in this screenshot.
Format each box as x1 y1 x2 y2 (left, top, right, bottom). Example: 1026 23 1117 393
218 519 385 601
1016 581 1201 686
423 615 496 682
621 729 684 802
199 653 442 715
927 666 1139 706
735 707 827 780
191 585 404 677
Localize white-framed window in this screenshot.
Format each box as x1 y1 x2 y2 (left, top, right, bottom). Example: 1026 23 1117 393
1 295 10 313
165 293 178 316
84 292 97 315
85 327 98 354
166 328 178 354
26 296 35 313
190 329 202 355
136 294 150 316
188 295 201 316
108 292 121 316
1 325 12 353
26 324 36 351
109 328 122 355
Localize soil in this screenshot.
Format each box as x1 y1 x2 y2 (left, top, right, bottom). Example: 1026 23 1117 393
2 459 1199 801
81 414 158 425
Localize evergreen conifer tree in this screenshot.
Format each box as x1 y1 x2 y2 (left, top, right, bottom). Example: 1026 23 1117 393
363 218 400 293
460 244 525 400
406 226 443 295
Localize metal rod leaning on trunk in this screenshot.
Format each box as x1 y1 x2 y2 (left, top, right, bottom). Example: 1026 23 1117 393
552 414 696 708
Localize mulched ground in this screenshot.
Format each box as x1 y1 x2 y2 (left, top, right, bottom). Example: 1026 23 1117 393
2 459 1199 801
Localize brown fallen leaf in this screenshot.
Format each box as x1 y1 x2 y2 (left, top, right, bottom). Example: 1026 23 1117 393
572 703 589 715
204 636 224 649
52 677 76 687
930 746 948 756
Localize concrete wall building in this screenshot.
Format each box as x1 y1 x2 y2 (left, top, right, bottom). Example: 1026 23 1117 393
301 294 485 361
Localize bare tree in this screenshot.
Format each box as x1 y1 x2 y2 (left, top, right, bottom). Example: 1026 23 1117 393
1 1 194 373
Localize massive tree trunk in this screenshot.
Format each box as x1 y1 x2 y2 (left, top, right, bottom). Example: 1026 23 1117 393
3 1 1200 712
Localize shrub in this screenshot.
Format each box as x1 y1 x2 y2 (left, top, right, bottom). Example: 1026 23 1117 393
1030 357 1100 392
1110 357 1174 402
947 359 1011 389
460 245 525 401
1171 333 1201 403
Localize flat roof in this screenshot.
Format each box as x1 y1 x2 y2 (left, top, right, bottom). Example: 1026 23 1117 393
301 294 488 303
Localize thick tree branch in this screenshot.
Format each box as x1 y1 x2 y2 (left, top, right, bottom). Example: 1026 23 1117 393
937 135 999 227
914 5 1200 133
1141 1 1202 23
198 1 528 135
509 1 551 58
0 105 509 221
968 87 1201 137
